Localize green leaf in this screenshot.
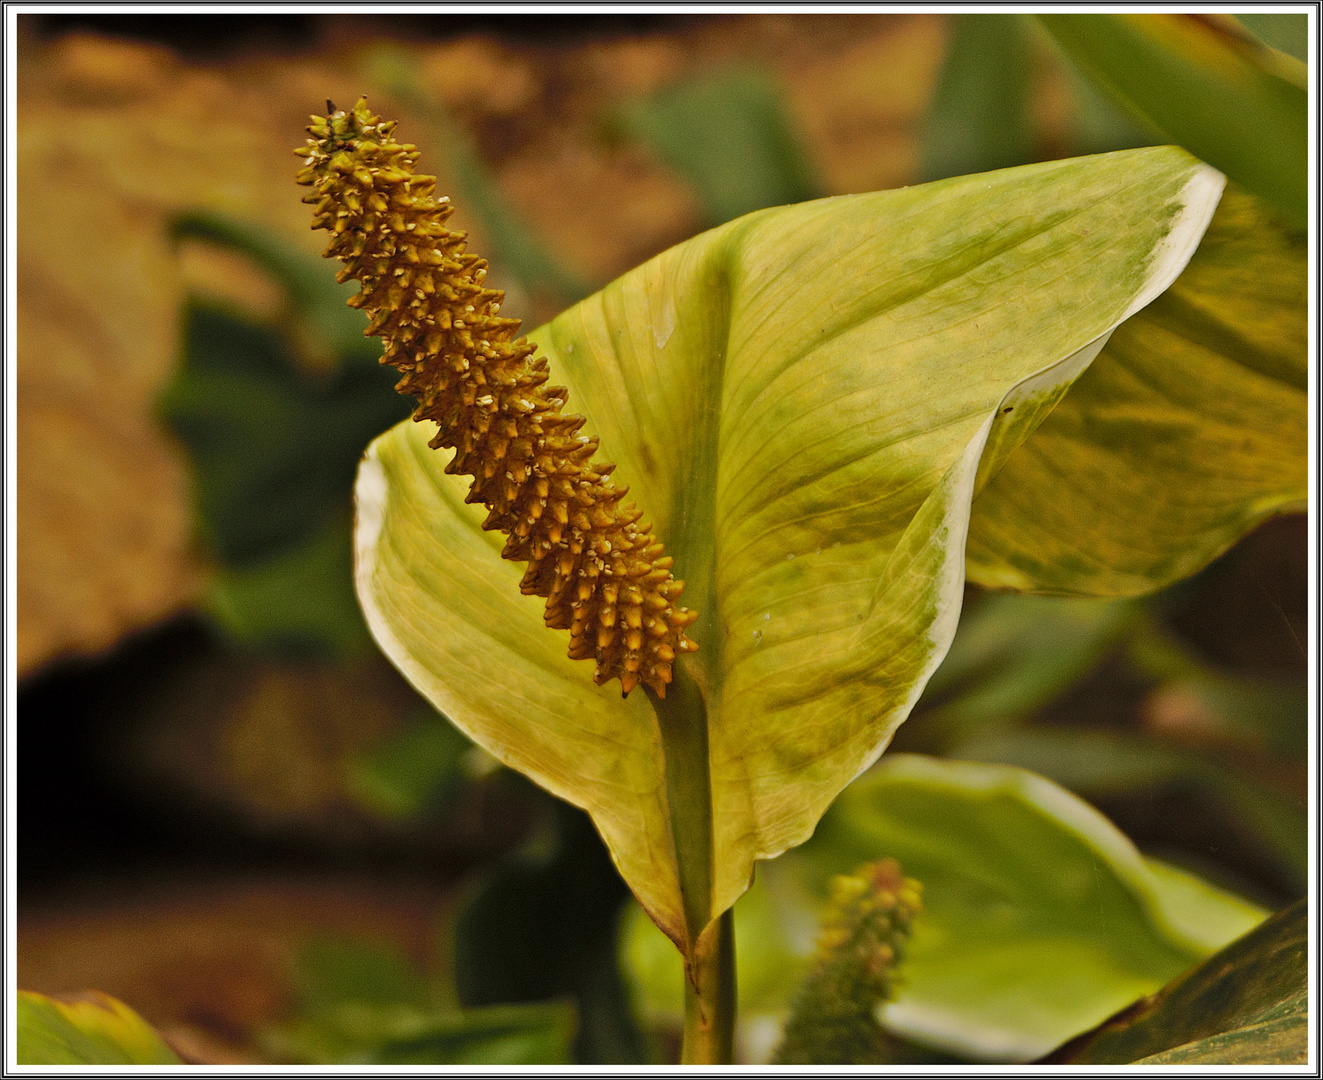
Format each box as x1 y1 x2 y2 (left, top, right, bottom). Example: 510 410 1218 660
208 515 374 655
621 66 820 224
17 990 181 1065
267 935 578 1065
161 301 410 565
967 184 1306 597
347 710 474 818
452 798 649 1064
1037 14 1306 225
951 728 1307 894
922 14 1035 182
268 1000 578 1065
1048 898 1305 1064
623 755 1266 1063
817 756 1266 1060
171 211 382 368
295 937 433 1014
355 147 1223 953
915 594 1137 742
1235 14 1309 64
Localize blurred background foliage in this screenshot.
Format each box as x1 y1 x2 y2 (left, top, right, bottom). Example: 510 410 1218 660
17 11 1306 1065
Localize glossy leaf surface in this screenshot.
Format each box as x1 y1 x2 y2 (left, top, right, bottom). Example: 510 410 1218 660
624 756 1266 1063
967 185 1306 596
355 148 1221 953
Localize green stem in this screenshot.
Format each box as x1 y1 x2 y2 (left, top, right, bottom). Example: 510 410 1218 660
647 664 737 1064
681 906 736 1064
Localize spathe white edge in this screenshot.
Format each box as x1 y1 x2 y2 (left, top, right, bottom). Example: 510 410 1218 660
1119 163 1225 323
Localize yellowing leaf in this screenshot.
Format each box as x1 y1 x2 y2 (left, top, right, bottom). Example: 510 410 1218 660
356 147 1222 958
966 185 1305 596
17 990 180 1065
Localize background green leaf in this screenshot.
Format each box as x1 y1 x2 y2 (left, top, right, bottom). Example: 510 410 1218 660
356 147 1222 952
208 514 373 655
171 211 380 368
262 936 578 1065
346 709 476 819
1048 898 1304 1064
17 990 181 1065
952 728 1307 896
451 798 649 1064
623 755 1265 1063
967 184 1305 596
620 66 820 225
1037 14 1306 225
921 14 1035 182
161 300 408 567
160 217 413 657
1234 14 1309 63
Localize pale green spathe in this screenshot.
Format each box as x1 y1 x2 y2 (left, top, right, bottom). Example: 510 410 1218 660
356 147 1222 955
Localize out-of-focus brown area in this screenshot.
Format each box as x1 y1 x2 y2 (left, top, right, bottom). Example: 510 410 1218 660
17 14 951 1060
18 877 450 1064
16 13 948 679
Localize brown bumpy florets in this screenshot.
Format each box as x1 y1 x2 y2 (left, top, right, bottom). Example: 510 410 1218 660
297 98 698 697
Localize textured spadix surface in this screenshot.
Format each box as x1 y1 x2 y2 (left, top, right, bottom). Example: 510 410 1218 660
356 147 1223 954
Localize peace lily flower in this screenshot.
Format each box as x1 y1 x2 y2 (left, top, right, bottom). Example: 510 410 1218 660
288 97 1305 1062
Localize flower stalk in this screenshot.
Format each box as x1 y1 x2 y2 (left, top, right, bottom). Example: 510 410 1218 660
296 98 698 697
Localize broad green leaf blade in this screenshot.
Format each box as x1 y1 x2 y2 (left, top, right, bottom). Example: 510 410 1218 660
622 755 1265 1063
356 148 1222 953
1038 14 1307 225
953 727 1307 895
1235 14 1309 64
295 937 433 1013
915 594 1138 741
17 990 181 1065
966 185 1306 596
347 710 473 818
266 935 579 1065
208 515 374 655
1049 898 1305 1064
825 758 1265 1060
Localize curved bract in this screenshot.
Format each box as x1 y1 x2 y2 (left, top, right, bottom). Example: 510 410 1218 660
355 146 1224 957
967 184 1306 595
